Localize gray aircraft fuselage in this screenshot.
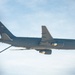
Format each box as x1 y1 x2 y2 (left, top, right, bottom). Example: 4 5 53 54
0 22 75 54
1 37 75 50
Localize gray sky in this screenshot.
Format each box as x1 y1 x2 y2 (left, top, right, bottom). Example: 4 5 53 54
0 0 75 75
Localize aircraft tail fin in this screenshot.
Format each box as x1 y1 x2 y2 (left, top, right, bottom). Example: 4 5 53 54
42 26 53 41
0 22 15 40
40 26 53 45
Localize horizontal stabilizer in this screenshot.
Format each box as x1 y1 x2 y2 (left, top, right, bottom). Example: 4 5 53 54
1 33 13 41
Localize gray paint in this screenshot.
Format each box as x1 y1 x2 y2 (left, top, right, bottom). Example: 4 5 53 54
0 22 75 54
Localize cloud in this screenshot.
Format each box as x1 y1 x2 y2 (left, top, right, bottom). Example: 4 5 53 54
17 0 47 8
0 50 75 75
0 0 75 75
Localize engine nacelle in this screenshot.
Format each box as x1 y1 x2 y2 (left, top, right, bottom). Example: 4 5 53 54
39 50 52 55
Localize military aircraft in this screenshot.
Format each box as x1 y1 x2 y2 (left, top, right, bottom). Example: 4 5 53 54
0 22 75 55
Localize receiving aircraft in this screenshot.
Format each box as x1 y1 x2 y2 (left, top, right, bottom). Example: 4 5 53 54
0 22 75 55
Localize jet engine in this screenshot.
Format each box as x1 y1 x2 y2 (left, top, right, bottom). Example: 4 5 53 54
39 50 52 55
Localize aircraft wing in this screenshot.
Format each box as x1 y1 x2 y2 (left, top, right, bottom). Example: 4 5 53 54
40 26 54 45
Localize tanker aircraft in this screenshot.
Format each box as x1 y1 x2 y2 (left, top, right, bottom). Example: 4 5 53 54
0 22 75 55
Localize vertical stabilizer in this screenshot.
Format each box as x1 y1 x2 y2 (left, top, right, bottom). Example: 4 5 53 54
0 22 15 40
42 26 53 41
40 26 53 45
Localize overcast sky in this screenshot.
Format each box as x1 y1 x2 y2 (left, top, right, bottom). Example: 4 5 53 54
0 0 75 75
